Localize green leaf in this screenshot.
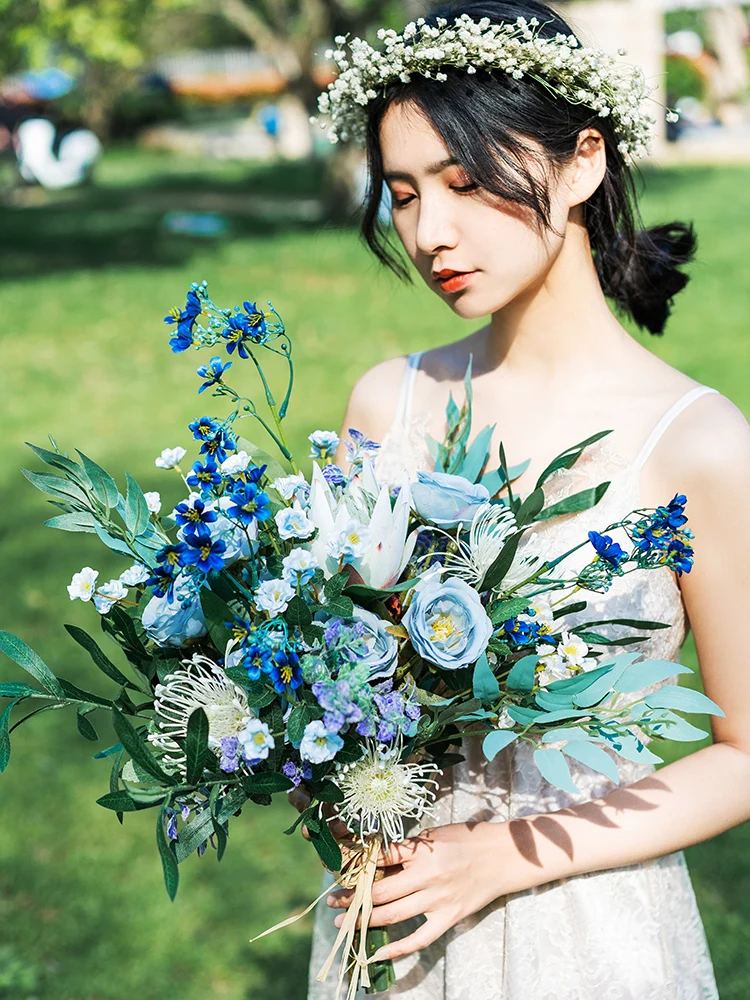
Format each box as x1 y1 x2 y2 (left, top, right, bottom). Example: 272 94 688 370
286 703 311 745
480 530 525 592
58 678 112 708
124 472 151 536
43 512 98 532
157 803 180 900
0 698 21 772
612 660 692 693
93 741 124 759
111 708 177 785
552 601 588 620
0 632 64 698
64 624 138 690
314 780 345 803
571 653 640 708
505 653 538 692
285 594 313 627
0 681 45 698
185 708 210 785
97 790 140 812
533 747 580 793
536 482 610 522
94 525 134 557
646 708 708 742
579 618 670 631
343 578 418 604
76 708 99 742
534 430 612 489
644 685 725 717
515 487 545 527
174 809 214 862
482 728 518 761
76 450 120 507
243 681 276 710
472 653 500 705
309 817 342 872
457 423 495 484
561 741 621 784
216 787 247 825
25 442 89 482
241 771 294 794
199 588 234 653
236 438 289 484
21 468 90 505
488 597 532 624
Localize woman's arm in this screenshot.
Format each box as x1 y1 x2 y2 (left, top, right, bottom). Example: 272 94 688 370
333 355 407 466
329 392 750 962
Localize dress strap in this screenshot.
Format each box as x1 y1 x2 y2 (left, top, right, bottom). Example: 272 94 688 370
394 351 424 425
632 385 719 473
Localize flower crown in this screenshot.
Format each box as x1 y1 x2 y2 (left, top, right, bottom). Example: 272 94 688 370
312 13 679 161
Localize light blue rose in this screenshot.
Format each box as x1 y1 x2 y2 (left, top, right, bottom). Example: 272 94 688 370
411 472 489 529
142 577 207 647
351 606 398 680
402 576 492 670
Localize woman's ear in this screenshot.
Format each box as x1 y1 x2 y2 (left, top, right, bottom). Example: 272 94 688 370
564 128 607 207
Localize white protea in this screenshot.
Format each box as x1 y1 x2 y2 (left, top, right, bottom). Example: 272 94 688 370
332 738 442 845
439 501 516 585
147 653 254 773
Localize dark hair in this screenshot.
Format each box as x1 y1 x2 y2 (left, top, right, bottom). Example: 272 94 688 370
360 0 696 335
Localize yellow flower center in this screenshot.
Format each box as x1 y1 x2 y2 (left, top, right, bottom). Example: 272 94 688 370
430 613 458 643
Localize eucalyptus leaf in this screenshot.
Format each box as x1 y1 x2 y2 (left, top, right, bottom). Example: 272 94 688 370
76 450 120 507
561 741 621 784
25 442 89 482
505 654 538 693
533 747 579 794
644 685 725 717
482 729 518 761
613 659 692 694
472 653 500 705
125 472 151 536
44 512 98 532
0 631 64 698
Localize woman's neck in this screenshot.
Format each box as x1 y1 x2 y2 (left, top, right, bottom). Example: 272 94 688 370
484 215 631 380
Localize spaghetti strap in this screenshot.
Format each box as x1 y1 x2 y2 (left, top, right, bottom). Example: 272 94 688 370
632 384 719 473
394 351 424 426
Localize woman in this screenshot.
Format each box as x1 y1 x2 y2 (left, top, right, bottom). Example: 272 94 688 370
303 2 750 997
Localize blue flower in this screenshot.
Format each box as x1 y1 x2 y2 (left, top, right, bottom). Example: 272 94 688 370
142 576 207 646
661 494 688 529
411 471 490 529
174 496 218 531
498 616 545 646
186 458 222 492
219 736 241 773
346 428 380 459
299 720 343 764
227 482 272 525
197 356 232 393
243 642 273 681
144 564 179 601
200 428 236 464
189 416 221 442
242 301 268 339
402 576 493 670
267 648 303 694
372 679 421 741
164 290 202 353
221 307 266 358
588 531 628 569
308 430 340 461
155 541 189 572
312 675 364 733
281 759 312 787
181 528 228 573
666 538 694 576
321 464 346 487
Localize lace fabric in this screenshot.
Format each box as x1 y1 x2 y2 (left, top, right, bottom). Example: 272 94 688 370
308 367 719 999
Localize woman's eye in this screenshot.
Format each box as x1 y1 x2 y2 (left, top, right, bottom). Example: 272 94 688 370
451 182 479 193
391 193 415 208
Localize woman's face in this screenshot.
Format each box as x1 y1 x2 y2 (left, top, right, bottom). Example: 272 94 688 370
379 100 573 319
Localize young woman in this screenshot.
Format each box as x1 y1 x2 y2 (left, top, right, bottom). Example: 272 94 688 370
303 2 750 996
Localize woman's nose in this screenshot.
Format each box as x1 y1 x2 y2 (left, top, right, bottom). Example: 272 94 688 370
414 199 459 256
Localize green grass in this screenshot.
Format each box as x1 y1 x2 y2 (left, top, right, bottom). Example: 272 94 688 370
1 152 749 998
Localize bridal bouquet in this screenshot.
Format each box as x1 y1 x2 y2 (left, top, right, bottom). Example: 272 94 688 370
0 282 724 997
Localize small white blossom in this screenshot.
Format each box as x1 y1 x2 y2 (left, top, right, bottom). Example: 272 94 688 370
282 548 319 586
119 563 150 587
237 718 275 762
143 491 161 515
300 720 344 764
254 578 295 615
220 450 252 476
155 447 186 470
556 630 589 667
308 430 340 461
275 501 315 540
272 473 308 501
67 567 99 602
93 579 128 615
326 518 370 563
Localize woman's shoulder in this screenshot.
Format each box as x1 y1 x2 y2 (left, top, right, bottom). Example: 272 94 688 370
343 354 414 441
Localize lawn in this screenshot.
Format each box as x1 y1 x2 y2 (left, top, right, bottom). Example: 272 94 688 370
0 149 749 999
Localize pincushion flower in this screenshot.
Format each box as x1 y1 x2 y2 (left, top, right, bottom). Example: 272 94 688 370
67 566 99 601
148 654 254 772
403 575 492 669
438 501 516 585
332 738 442 845
300 719 344 763
155 446 186 470
411 471 490 530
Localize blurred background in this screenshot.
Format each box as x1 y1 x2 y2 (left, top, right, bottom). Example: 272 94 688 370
1 0 749 997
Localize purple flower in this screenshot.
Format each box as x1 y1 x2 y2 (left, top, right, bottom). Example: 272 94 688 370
282 759 312 787
322 464 346 487
219 736 241 772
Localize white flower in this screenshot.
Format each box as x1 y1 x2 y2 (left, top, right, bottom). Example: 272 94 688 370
519 596 554 629
148 654 255 773
119 563 150 587
308 429 340 461
495 706 515 729
220 450 252 476
282 548 318 586
254 578 295 615
67 566 99 602
155 446 186 470
272 473 308 501
332 738 442 845
237 718 275 762
326 518 370 562
143 491 161 515
275 501 315 540
439 502 516 586
93 579 128 615
300 720 344 764
556 630 589 667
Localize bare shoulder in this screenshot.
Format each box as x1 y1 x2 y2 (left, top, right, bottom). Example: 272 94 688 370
647 389 750 502
342 355 411 441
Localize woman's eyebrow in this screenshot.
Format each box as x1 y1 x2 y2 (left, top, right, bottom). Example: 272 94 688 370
383 157 459 182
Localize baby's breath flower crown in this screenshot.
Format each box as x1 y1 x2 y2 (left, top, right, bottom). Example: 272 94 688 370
312 13 680 161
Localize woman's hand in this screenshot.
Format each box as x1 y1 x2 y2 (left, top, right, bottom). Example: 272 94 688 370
325 821 522 962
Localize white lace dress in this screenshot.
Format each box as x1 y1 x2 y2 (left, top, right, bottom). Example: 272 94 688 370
307 354 720 1000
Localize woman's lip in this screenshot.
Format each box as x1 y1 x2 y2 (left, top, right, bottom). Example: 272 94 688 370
436 270 477 292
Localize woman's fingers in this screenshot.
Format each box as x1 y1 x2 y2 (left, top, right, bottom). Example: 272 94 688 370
333 890 429 931
288 787 311 813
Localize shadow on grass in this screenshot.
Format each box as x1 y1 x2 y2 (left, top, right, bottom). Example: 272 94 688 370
0 156 341 280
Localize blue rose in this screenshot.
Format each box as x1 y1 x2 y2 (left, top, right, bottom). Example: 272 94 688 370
411 472 490 529
351 606 398 680
402 576 492 670
142 577 207 647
